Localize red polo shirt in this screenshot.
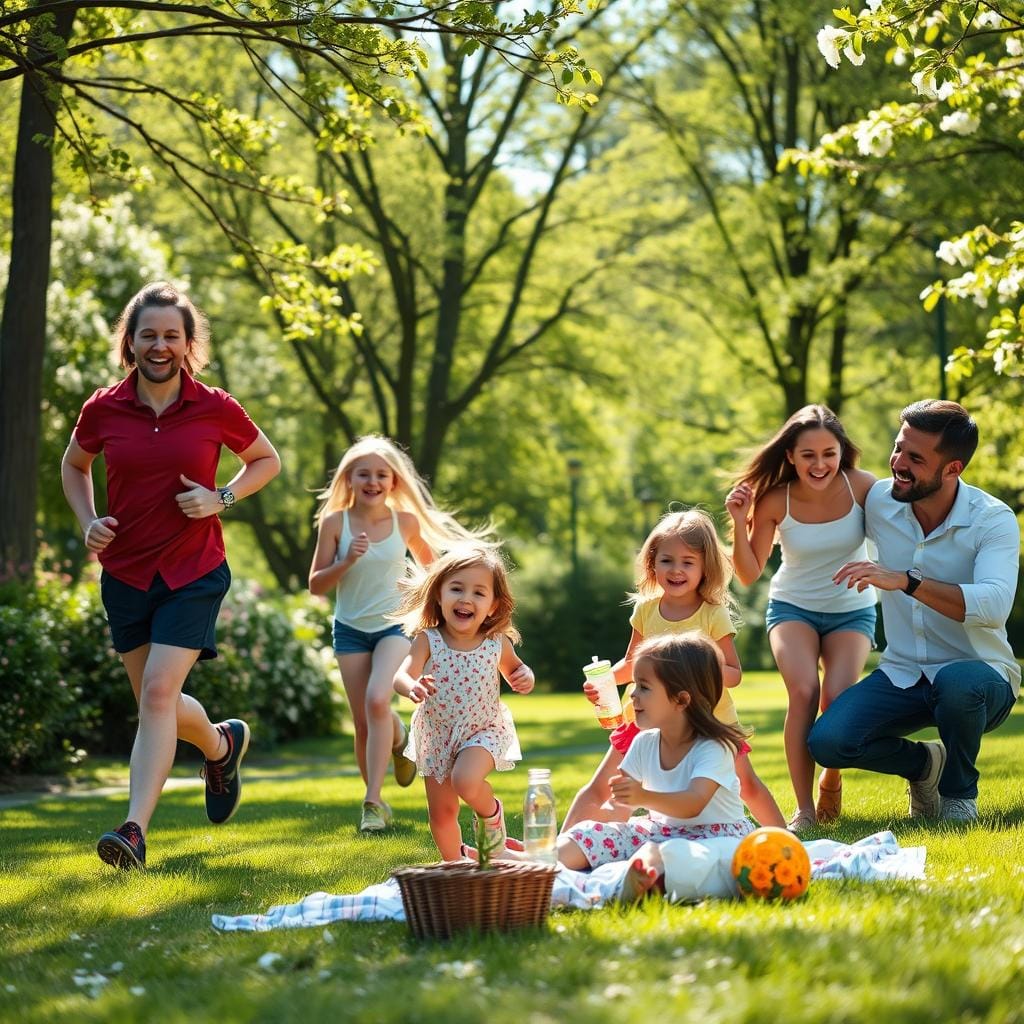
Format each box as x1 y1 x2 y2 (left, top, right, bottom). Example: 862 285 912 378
73 369 259 590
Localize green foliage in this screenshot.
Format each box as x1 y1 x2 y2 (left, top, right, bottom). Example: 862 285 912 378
0 591 78 772
513 547 633 692
0 573 343 772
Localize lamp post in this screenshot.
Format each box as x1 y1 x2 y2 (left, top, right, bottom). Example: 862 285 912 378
636 486 659 536
567 458 582 580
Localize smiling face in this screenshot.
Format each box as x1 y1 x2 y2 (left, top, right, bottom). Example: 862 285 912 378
438 563 498 639
630 656 688 731
889 423 953 503
786 427 842 490
130 305 190 385
653 537 704 601
347 454 396 507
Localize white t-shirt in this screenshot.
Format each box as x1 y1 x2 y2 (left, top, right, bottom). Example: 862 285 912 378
619 730 746 827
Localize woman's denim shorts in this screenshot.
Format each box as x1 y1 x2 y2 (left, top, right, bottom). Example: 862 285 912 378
765 598 876 643
332 619 407 655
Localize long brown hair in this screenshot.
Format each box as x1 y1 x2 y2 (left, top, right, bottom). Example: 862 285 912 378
112 281 210 375
393 542 520 643
633 633 748 753
732 404 860 507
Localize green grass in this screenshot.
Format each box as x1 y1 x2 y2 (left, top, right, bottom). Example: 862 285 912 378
3 678 1024 1023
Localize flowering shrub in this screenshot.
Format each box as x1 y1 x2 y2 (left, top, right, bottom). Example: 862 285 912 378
0 599 80 772
0 573 343 771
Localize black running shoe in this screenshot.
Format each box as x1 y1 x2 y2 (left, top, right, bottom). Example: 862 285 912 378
202 719 251 824
97 821 146 869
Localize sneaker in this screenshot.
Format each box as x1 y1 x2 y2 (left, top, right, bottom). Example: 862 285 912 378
907 740 946 819
202 719 251 825
475 799 506 859
97 821 146 870
359 800 393 833
940 796 978 822
392 724 417 788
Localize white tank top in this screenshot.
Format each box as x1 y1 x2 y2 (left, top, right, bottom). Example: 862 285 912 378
333 509 409 632
768 472 876 613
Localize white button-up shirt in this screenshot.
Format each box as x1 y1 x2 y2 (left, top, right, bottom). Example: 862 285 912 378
865 479 1020 696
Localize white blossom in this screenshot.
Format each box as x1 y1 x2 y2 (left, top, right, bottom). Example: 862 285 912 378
844 45 867 67
817 25 845 69
939 110 980 135
936 237 973 267
1007 36 1024 57
976 10 1003 29
853 118 894 156
997 268 1024 300
911 71 938 98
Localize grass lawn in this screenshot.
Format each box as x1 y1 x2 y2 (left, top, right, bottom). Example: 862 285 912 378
3 676 1024 1023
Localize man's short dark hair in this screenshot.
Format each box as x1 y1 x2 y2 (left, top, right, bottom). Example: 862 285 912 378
900 399 978 468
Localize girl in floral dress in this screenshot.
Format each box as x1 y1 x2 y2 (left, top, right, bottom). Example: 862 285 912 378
558 632 753 871
392 543 535 860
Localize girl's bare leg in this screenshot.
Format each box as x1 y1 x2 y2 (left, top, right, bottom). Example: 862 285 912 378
362 636 411 806
423 775 463 860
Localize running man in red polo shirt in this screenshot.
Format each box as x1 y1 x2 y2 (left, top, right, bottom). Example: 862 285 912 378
61 282 281 869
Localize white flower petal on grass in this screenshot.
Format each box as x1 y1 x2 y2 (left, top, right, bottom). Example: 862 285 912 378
257 952 283 971
4 985 16 993
817 26 845 69
939 111 980 135
129 986 146 997
322 929 335 944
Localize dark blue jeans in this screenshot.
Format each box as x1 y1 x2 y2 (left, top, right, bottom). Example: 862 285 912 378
807 663 1016 799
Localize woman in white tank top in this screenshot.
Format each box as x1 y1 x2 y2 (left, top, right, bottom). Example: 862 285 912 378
726 406 877 833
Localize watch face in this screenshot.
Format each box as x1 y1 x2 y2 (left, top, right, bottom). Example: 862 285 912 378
219 489 235 508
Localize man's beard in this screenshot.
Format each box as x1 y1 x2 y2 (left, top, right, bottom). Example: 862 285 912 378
891 469 943 503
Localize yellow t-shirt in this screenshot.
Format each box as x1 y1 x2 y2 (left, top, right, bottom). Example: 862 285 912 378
625 597 739 726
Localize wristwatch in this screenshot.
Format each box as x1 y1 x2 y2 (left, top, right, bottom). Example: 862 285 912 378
217 487 236 510
904 568 923 595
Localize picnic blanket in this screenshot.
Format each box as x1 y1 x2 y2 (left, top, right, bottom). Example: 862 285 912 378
211 831 925 932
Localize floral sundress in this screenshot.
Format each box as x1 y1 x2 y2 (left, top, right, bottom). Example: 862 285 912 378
404 628 522 781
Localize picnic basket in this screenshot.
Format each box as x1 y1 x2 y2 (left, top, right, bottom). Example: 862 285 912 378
392 859 559 940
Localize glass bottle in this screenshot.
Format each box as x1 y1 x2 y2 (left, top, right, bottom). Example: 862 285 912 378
523 768 557 864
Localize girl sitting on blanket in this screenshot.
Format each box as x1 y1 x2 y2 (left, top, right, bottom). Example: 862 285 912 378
558 632 754 871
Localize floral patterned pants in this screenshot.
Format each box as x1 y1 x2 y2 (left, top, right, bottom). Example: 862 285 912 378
566 816 754 869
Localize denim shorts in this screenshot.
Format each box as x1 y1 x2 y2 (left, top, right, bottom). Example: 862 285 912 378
765 598 876 643
100 561 231 661
332 619 407 655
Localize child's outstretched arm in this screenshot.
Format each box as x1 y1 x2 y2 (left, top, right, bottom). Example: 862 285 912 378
499 635 534 694
397 511 434 567
393 632 436 703
717 635 742 689
610 771 721 820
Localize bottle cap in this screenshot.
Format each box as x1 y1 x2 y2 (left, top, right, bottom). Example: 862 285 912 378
583 658 611 676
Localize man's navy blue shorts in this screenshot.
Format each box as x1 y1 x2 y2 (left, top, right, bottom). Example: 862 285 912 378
100 561 231 661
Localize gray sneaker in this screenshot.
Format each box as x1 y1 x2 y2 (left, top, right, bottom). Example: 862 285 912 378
907 740 946 819
940 796 978 822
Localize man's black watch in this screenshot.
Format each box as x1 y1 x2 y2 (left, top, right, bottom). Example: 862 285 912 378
218 488 236 510
904 568 923 596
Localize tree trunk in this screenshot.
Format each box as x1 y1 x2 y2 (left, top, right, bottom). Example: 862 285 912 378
0 4 77 580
